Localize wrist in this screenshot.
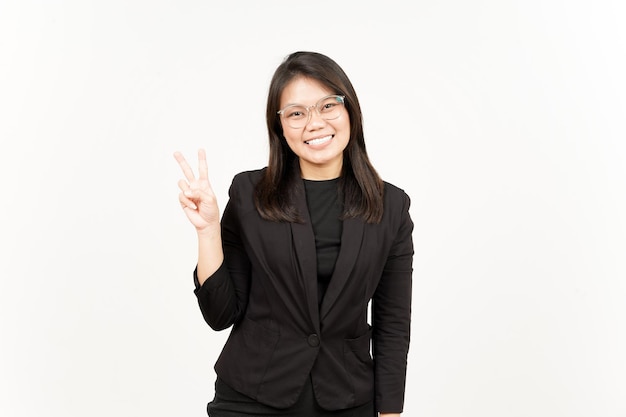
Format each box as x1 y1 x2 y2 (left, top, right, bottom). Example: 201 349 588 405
197 224 221 240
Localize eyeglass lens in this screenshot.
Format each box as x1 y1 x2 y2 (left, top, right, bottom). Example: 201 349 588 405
280 95 344 128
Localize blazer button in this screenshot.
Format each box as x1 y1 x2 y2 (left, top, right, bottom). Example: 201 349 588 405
307 334 320 347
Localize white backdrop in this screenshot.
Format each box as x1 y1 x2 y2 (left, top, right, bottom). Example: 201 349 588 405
1 1 625 416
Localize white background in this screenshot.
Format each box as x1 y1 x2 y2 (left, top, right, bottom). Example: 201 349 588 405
1 1 625 416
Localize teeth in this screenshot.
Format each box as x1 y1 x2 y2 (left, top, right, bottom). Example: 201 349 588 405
305 135 332 145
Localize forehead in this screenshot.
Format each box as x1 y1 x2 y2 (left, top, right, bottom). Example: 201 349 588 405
280 77 334 107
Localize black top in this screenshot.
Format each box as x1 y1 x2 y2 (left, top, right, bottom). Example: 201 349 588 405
303 178 343 307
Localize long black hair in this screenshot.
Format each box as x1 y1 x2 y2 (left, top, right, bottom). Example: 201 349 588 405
254 51 384 224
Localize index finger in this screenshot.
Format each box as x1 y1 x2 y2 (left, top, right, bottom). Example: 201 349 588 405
198 148 209 181
173 151 196 182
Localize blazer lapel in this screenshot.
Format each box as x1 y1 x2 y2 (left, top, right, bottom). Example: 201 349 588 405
319 217 364 321
290 180 321 333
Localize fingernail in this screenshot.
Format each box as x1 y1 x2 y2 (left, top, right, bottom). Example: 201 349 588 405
184 190 192 197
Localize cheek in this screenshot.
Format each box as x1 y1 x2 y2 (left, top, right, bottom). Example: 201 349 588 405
283 132 302 152
336 114 351 134
336 120 351 139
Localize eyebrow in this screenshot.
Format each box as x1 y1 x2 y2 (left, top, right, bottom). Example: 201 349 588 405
281 96 332 108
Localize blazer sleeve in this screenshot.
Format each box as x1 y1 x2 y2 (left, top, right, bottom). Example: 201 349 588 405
372 190 414 413
193 174 252 331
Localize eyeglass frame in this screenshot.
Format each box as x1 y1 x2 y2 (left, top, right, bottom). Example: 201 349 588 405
277 95 346 128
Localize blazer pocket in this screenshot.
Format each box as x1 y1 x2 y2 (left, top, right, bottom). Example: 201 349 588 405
215 317 280 397
343 327 374 402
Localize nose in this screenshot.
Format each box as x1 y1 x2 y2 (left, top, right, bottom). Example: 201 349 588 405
305 106 326 129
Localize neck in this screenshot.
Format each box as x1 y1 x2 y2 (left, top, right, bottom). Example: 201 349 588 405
299 160 342 180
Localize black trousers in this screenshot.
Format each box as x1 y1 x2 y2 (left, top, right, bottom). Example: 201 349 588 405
207 376 376 417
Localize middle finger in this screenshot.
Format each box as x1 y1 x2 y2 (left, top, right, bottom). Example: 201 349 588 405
198 149 209 181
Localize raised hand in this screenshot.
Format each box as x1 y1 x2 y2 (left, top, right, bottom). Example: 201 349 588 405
174 149 221 234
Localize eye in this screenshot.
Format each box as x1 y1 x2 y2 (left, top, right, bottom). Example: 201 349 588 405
284 106 306 119
319 97 341 113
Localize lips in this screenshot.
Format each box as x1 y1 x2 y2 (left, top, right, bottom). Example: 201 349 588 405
304 135 333 145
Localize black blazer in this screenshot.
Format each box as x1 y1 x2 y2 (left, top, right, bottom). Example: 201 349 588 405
194 169 413 412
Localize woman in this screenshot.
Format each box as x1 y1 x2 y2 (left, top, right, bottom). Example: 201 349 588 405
175 51 413 416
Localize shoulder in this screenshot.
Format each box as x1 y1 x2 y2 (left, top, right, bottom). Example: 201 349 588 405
382 181 411 206
380 181 412 227
224 169 267 217
230 168 267 190
380 181 414 242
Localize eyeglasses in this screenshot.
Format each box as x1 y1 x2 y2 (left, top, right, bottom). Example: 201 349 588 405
277 95 346 129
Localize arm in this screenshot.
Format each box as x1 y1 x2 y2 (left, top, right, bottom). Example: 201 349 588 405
175 150 250 330
194 181 251 330
373 192 414 414
174 149 223 282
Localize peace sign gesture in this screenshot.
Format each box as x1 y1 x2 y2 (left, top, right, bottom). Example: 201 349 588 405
174 149 221 234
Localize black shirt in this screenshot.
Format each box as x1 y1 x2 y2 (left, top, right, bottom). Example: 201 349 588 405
303 178 343 307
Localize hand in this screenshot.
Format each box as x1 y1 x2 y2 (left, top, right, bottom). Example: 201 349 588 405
174 149 220 234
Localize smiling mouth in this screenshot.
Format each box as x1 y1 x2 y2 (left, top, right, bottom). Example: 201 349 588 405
304 135 333 145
